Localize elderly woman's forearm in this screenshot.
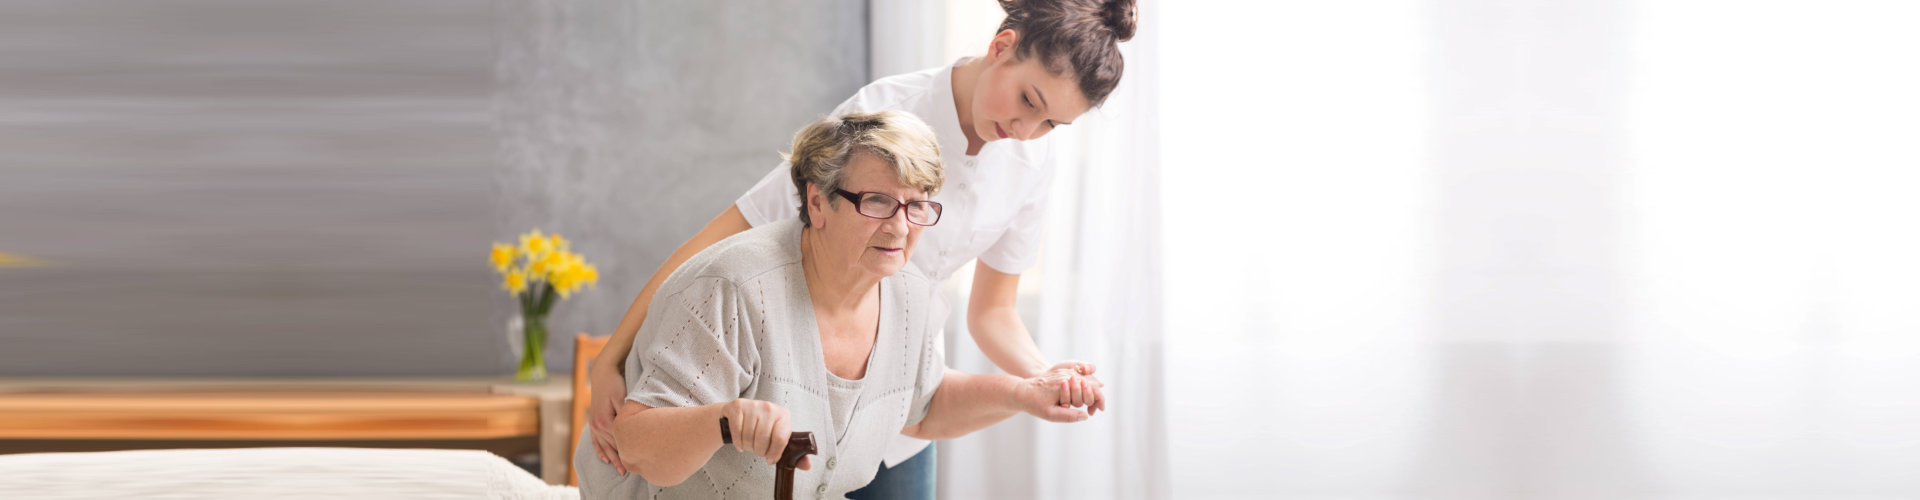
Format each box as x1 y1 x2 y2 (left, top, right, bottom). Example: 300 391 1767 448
612 401 728 486
903 369 1024 440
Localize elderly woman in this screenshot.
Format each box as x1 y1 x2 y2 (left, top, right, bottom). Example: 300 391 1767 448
572 110 1087 499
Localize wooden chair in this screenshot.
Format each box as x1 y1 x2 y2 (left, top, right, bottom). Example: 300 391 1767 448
568 332 610 487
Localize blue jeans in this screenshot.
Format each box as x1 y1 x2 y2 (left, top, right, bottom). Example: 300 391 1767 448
845 442 935 500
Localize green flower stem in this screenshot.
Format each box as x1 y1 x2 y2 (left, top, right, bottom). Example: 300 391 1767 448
536 282 557 315
513 279 561 382
516 311 549 382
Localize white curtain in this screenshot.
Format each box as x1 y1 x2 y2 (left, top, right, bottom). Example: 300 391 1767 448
1015 4 1169 498
1619 1 1920 496
1162 1 1435 498
868 1 944 80
1160 1 1920 499
917 1 1171 499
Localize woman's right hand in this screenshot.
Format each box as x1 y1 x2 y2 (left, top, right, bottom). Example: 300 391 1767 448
721 398 811 470
586 363 630 474
1016 370 1093 423
1042 361 1106 415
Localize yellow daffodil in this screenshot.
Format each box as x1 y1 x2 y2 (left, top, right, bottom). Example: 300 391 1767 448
503 267 527 294
489 243 515 272
553 262 579 295
551 254 600 299
562 252 584 278
531 249 563 279
521 229 551 258
493 230 595 301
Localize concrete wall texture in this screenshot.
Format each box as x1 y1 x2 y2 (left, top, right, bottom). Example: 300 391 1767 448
0 0 867 376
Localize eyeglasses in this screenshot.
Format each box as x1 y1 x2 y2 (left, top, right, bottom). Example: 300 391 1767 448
833 189 943 226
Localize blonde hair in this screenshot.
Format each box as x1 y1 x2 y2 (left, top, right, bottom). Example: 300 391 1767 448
783 110 945 226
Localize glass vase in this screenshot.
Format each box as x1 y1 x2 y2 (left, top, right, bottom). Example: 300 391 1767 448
515 311 549 382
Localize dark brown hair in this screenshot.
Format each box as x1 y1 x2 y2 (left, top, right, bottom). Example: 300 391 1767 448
996 0 1137 107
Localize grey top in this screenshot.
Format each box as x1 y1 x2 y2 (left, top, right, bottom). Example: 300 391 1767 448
825 375 863 441
573 218 945 500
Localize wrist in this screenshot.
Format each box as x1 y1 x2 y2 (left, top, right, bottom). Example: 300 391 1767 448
591 356 625 377
708 402 730 446
1000 374 1032 413
997 357 1048 378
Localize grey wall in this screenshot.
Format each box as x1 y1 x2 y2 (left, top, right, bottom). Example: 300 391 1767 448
0 1 496 376
494 0 868 373
0 1 866 376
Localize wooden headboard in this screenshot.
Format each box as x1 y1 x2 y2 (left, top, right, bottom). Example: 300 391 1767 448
569 332 610 487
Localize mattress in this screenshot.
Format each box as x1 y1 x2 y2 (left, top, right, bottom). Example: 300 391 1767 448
0 447 580 499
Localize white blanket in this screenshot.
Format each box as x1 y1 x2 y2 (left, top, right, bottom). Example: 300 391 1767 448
0 447 580 500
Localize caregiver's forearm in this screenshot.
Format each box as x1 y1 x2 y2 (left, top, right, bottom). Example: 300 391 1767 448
967 262 1050 377
612 400 727 487
902 369 1025 440
593 205 753 377
967 304 1049 377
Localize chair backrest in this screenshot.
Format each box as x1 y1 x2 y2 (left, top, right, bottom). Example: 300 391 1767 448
569 332 610 487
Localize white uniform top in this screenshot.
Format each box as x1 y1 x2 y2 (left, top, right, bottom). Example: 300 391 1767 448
734 58 1056 466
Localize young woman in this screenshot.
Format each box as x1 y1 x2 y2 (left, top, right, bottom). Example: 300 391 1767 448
586 0 1137 497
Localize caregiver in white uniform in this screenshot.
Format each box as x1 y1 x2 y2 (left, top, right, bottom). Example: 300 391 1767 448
585 0 1138 497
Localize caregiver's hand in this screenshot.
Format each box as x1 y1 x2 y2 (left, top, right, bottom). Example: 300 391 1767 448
586 363 629 474
722 398 813 471
1042 361 1106 416
1016 370 1094 423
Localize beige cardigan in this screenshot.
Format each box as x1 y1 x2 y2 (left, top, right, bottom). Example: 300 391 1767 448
573 218 944 500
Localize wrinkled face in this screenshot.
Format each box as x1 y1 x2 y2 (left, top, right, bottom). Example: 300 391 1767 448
970 46 1094 143
804 151 931 278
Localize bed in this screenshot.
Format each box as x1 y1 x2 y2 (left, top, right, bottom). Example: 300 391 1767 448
0 447 579 499
0 335 616 499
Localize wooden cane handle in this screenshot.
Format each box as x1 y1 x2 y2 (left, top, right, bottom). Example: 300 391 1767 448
719 417 818 500
779 432 816 468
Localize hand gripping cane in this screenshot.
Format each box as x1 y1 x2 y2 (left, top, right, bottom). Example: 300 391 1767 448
719 417 818 500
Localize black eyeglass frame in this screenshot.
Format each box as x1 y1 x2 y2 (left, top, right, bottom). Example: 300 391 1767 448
833 189 943 226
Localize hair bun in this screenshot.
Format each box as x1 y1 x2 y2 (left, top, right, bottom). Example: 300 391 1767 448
1101 0 1137 42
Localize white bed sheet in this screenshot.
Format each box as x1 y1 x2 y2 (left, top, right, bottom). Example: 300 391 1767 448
0 447 580 500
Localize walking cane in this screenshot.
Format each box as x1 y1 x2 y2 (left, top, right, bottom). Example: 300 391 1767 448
719 417 818 500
